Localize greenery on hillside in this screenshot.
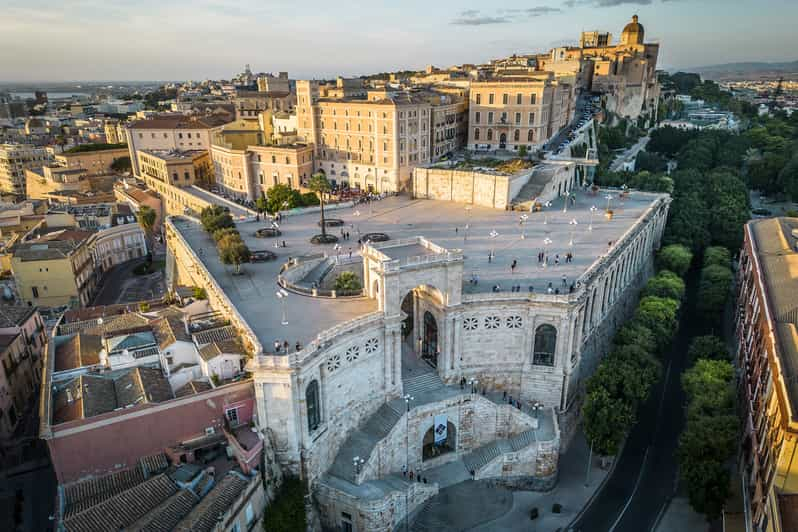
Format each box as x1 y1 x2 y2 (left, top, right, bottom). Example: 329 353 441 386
64 142 127 153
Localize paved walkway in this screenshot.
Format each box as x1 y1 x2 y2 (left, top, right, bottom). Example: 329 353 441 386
410 430 609 531
610 136 650 172
655 497 707 532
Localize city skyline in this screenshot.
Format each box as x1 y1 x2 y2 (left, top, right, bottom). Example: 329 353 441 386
1 0 796 82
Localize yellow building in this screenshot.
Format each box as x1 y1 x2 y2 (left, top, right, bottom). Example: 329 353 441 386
137 149 212 188
467 73 575 152
25 166 89 201
0 143 50 195
55 146 129 176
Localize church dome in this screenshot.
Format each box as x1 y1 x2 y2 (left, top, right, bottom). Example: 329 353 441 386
621 15 645 45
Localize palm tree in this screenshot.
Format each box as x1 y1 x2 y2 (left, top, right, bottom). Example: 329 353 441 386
308 173 332 238
136 205 157 255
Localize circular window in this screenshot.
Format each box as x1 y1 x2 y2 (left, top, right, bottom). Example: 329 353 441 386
506 316 523 329
463 317 478 331
326 353 341 372
345 345 360 362
484 316 500 329
365 338 379 354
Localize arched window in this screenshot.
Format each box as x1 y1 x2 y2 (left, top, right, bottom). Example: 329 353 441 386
307 380 321 432
533 325 557 366
513 130 520 142
474 128 480 140
487 129 493 141
422 421 456 461
528 129 534 142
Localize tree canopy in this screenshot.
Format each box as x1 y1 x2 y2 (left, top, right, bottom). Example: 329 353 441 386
657 244 693 277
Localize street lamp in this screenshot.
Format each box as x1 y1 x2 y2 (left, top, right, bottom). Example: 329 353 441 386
569 218 578 247
489 230 499 262
542 201 552 225
604 193 613 213
352 456 365 478
519 214 529 239
543 236 552 268
588 205 598 231
352 210 361 236
464 205 472 242
276 288 289 325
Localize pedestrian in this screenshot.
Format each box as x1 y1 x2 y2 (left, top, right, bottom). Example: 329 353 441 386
562 274 567 287
409 470 414 480
295 341 301 351
503 390 507 400
511 259 517 273
508 394 513 405
274 340 281 352
455 227 458 233
282 240 286 248
555 254 560 266
402 465 407 477
488 253 492 263
423 477 427 484
349 248 353 259
470 469 475 479
283 340 289 352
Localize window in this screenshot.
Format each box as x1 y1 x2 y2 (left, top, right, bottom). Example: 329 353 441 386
516 93 522 105
474 128 480 140
487 129 493 141
475 93 481 104
530 94 537 105
487 111 493 124
488 93 494 104
533 324 557 366
514 130 520 141
184 171 189 180
225 407 239 425
464 317 478 331
528 129 534 142
484 316 500 329
307 380 321 431
528 112 535 125
515 112 521 124
271 155 276 163
178 132 183 139
31 286 39 298
474 111 480 124
502 93 508 105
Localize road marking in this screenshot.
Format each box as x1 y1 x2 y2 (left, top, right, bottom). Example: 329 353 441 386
609 447 650 532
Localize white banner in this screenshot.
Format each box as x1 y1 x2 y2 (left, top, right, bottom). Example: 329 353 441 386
433 414 447 445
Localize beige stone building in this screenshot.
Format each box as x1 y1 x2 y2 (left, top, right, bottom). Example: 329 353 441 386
0 143 50 195
125 114 232 176
467 73 575 152
296 81 466 192
136 149 212 189
104 120 127 145
54 146 129 176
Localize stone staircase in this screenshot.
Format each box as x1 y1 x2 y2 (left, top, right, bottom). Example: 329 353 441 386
510 171 552 210
298 259 334 289
403 371 446 399
327 402 403 483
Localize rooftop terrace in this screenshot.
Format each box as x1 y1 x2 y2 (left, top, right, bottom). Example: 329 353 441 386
171 188 665 351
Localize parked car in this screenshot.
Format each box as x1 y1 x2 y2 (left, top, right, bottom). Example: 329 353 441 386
250 250 277 262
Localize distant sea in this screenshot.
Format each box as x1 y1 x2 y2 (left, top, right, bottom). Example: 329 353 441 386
9 91 90 99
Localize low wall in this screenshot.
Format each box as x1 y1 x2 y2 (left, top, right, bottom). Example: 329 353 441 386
413 167 527 210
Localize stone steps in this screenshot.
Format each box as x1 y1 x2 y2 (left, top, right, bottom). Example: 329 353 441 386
403 372 445 398
298 259 333 288
509 429 537 451
462 441 504 474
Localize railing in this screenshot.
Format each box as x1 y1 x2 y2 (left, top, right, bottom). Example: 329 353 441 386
288 311 384 368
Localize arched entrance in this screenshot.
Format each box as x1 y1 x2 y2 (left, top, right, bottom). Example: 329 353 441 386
422 421 456 461
499 133 507 150
422 311 438 367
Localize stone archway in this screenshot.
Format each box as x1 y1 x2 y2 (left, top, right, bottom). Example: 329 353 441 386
422 311 438 368
422 421 456 461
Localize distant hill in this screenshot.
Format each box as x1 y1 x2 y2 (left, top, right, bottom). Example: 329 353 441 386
681 60 798 81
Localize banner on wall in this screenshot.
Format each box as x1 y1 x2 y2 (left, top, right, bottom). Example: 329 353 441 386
433 414 448 445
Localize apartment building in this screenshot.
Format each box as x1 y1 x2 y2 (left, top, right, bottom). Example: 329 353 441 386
0 143 50 195
210 141 313 200
125 114 232 176
104 119 127 145
467 73 575 152
55 145 129 176
12 219 147 308
0 306 46 440
296 80 466 192
137 149 212 188
736 217 798 531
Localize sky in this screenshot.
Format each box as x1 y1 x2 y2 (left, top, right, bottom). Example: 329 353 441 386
1 0 796 82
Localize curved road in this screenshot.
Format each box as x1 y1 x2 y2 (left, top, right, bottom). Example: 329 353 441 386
571 266 701 532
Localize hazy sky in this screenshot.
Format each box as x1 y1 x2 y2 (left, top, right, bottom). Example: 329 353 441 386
1 0 795 82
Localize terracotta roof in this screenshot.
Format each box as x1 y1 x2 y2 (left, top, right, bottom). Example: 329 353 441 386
151 315 190 349
192 325 237 345
198 338 244 362
0 305 35 328
52 367 174 424
127 115 232 130
174 380 213 398
173 472 250 532
54 333 103 372
13 239 81 261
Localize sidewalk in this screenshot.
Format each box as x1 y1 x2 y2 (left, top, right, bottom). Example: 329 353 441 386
411 430 610 531
655 497 707 532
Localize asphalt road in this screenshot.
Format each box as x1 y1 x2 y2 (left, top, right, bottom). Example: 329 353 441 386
92 257 165 306
571 266 702 532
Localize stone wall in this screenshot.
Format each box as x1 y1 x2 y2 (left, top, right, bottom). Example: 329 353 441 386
413 166 528 210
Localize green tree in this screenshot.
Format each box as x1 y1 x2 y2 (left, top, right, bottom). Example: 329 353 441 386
136 205 157 254
635 151 667 173
634 296 680 349
686 335 729 364
663 189 711 252
265 183 302 214
217 234 250 274
705 169 749 251
642 270 686 301
613 322 657 354
582 386 635 456
333 271 362 292
657 244 693 278
200 205 234 233
308 173 332 238
703 246 731 269
696 264 733 327
111 156 131 173
262 477 307 532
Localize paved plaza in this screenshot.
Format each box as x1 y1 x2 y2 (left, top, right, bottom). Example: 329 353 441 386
173 187 662 351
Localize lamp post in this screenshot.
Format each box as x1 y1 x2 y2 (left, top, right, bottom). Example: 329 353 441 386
489 230 499 263
352 455 365 478
569 218 578 247
543 236 552 268
353 209 361 236
276 288 289 325
464 205 472 242
605 193 613 213
531 401 544 429
403 393 414 532
519 214 529 240
588 205 598 231
542 201 552 225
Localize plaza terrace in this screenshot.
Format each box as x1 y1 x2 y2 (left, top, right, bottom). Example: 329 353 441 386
169 187 666 353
